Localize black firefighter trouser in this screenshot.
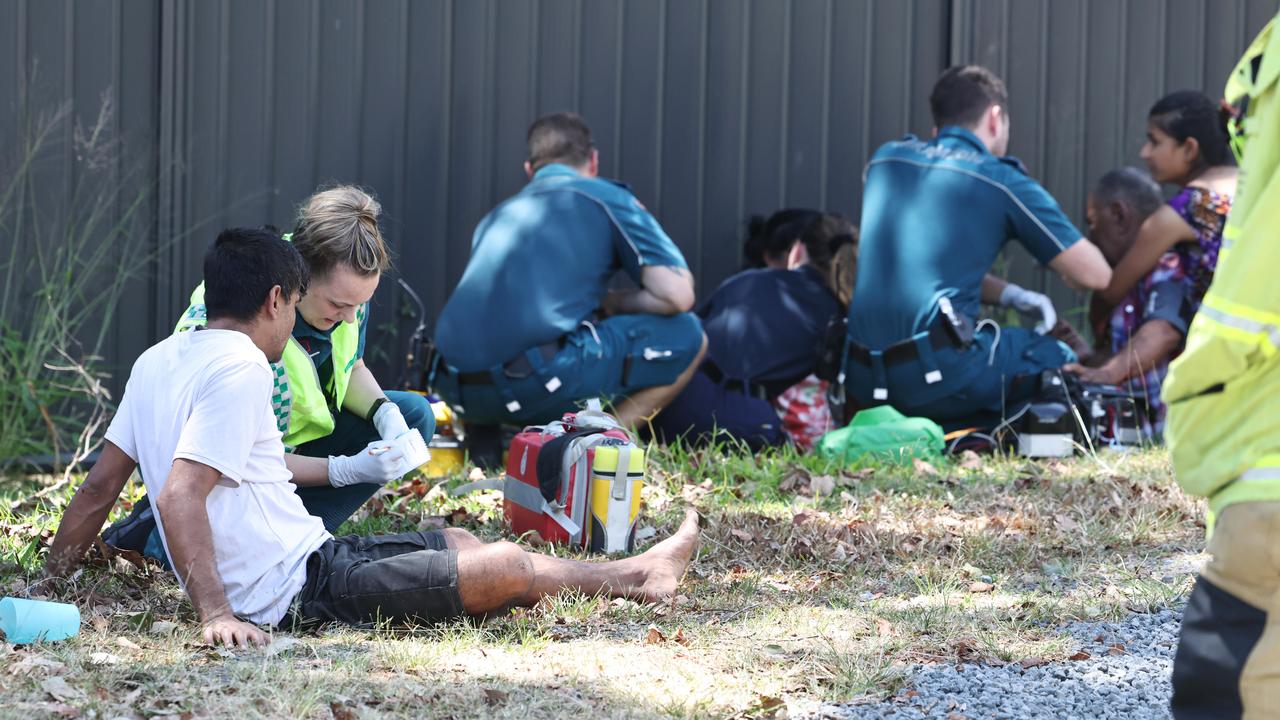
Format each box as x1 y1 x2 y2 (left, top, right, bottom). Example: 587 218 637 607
1172 502 1280 719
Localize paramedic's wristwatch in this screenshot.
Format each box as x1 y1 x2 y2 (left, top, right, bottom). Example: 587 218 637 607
366 397 389 423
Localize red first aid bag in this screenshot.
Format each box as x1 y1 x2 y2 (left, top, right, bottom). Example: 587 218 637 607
501 411 645 553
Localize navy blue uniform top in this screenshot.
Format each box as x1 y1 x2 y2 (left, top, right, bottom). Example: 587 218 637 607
435 163 689 372
698 265 842 392
847 126 1083 349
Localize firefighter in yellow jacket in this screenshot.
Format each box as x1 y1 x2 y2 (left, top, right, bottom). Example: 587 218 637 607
1168 13 1280 719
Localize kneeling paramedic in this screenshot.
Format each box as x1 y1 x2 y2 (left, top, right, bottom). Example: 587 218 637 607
842 65 1111 428
105 187 434 561
433 112 706 434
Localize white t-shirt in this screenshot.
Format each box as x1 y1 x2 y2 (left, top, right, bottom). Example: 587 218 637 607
106 329 330 625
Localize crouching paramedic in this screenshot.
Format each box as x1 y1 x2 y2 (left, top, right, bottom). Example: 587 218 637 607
1168 14 1280 718
43 228 701 647
432 113 706 437
104 187 434 557
842 66 1111 428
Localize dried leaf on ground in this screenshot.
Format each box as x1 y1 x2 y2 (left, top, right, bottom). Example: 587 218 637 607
672 627 691 646
968 581 995 593
262 636 303 657
876 619 894 636
1054 513 1081 533
482 688 509 706
1108 643 1126 655
330 702 358 720
729 529 755 543
41 676 82 702
418 516 447 531
1068 651 1091 661
116 636 142 651
8 655 66 677
150 621 178 636
87 652 120 666
808 475 836 496
1018 657 1048 670
959 450 983 469
913 458 940 477
644 625 667 645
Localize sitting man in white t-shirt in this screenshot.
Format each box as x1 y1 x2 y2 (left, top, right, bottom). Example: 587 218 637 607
44 227 700 647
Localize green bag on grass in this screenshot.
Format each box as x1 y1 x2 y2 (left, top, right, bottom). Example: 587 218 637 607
816 405 944 464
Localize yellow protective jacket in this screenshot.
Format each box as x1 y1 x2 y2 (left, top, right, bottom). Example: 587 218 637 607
1164 16 1280 517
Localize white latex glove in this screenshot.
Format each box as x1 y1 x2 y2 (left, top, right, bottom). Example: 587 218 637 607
372 400 410 441
999 283 1057 335
328 440 406 487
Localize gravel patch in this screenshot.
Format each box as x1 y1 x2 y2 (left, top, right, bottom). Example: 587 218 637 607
808 608 1183 720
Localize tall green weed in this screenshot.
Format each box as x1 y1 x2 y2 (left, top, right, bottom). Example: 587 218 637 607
0 95 151 475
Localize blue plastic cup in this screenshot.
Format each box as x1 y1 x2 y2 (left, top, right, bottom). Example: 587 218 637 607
0 597 80 644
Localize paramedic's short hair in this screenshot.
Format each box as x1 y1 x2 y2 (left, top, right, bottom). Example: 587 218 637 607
292 185 390 278
204 227 310 323
527 112 593 171
1094 167 1164 220
930 65 1009 129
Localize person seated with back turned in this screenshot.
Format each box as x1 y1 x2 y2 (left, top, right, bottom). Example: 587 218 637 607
650 212 857 450
842 65 1111 429
1065 168 1200 436
432 113 707 445
43 228 701 647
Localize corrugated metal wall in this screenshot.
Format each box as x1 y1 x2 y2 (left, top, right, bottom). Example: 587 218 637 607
1 0 1273 386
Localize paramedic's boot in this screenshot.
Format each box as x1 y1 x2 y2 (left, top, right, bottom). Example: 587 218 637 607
467 423 504 471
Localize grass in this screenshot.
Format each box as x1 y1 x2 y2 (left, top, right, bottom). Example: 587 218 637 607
0 444 1204 718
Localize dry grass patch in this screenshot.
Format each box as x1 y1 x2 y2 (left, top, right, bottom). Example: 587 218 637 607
0 446 1203 718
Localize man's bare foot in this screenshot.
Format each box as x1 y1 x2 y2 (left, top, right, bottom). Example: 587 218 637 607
635 509 701 603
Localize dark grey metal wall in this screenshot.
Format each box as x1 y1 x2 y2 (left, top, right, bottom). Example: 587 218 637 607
1 0 1274 385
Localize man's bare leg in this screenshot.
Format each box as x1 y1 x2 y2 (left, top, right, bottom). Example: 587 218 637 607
612 334 708 429
452 510 700 615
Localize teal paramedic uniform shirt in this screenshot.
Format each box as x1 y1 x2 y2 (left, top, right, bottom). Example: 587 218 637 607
848 126 1082 349
435 163 689 372
843 126 1082 423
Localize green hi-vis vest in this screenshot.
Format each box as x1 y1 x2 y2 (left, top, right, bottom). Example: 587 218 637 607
173 279 363 450
1164 14 1280 523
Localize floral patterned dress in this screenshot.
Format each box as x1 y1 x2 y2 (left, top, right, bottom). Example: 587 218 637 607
1108 186 1230 435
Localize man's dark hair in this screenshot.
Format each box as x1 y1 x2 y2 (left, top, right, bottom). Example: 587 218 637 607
204 227 310 323
1148 90 1236 168
1094 168 1164 220
527 112 593 171
930 65 1009 129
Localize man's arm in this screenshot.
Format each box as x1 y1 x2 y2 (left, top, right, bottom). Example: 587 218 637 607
1048 240 1112 291
1063 319 1183 385
43 442 136 578
156 458 270 648
602 266 695 317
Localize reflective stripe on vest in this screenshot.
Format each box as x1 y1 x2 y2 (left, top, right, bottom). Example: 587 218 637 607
173 283 362 449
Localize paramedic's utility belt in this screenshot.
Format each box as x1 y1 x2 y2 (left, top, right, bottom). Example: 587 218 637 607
438 338 565 415
845 297 974 401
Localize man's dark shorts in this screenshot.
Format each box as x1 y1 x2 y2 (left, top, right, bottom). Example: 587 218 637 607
290 531 463 627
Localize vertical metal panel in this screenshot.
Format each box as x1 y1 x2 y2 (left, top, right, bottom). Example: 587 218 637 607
0 0 159 396
3 0 1276 386
950 0 1272 313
